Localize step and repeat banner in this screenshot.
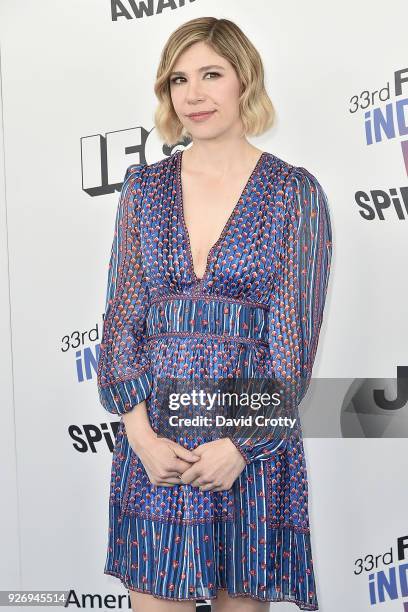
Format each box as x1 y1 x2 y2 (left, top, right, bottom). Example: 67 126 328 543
1 0 407 610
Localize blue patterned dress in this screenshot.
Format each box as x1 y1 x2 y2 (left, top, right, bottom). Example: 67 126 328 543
97 149 332 610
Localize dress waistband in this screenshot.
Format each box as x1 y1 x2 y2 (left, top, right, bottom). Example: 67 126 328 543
146 296 269 346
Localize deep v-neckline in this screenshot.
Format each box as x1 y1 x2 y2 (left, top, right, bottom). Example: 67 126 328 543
177 149 266 284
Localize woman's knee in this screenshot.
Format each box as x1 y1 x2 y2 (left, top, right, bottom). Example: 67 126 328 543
211 589 270 612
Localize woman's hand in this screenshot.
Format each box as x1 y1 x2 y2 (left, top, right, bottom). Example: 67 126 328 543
122 404 200 487
179 437 247 491
128 429 201 486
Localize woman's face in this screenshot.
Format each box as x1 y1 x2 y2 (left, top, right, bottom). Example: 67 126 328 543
169 41 243 142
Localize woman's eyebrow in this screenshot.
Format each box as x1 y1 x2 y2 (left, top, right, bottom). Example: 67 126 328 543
169 64 226 76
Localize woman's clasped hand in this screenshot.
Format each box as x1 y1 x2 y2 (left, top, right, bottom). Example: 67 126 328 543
128 429 247 492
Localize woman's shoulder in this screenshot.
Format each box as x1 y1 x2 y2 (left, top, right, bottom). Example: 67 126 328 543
262 151 318 183
124 150 178 181
142 150 179 174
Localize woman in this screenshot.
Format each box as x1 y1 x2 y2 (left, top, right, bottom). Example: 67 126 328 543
97 16 332 612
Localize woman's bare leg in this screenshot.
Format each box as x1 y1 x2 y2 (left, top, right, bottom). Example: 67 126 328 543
129 590 196 612
212 589 270 612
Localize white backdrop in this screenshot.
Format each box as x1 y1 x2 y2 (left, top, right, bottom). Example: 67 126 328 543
1 0 407 610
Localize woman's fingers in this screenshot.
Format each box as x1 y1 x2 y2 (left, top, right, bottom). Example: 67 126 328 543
153 478 228 490
168 441 201 462
172 456 198 473
154 477 186 486
191 479 217 491
163 470 185 478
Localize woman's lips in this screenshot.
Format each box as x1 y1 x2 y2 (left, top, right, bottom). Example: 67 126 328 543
187 111 216 122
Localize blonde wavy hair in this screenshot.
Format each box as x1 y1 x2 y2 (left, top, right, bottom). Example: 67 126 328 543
153 17 275 146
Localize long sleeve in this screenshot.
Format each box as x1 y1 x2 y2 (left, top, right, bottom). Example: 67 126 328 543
229 166 333 464
97 163 154 415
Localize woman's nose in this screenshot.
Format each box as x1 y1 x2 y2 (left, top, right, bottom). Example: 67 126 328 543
186 79 205 101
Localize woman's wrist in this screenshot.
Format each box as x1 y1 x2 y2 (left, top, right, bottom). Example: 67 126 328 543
130 427 158 453
122 401 157 451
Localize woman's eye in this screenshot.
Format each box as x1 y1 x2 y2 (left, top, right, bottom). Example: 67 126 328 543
170 72 220 85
